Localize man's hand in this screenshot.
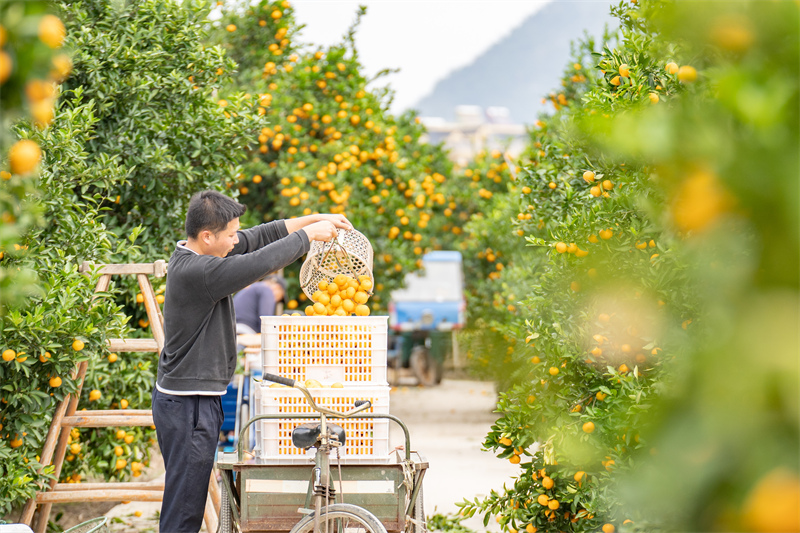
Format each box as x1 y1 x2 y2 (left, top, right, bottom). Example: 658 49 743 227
285 213 354 241
303 221 339 242
315 214 353 231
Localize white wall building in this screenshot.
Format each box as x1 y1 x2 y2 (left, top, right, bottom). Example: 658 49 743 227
418 106 528 166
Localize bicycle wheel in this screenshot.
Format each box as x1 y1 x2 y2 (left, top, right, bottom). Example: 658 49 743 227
289 503 387 533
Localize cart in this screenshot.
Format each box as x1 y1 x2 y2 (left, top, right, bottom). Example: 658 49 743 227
217 396 428 533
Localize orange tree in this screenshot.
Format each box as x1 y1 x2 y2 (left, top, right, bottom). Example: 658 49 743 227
456 1 798 532
1 0 265 515
210 1 460 310
0 1 55 314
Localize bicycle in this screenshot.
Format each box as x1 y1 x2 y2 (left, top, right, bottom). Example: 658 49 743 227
217 373 427 533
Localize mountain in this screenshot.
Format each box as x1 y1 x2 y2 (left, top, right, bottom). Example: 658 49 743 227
411 0 617 125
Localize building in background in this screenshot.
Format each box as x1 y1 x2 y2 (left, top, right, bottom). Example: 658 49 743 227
418 106 527 165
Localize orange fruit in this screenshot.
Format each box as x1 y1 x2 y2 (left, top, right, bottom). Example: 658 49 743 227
9 435 23 448
542 476 554 489
355 304 370 316
313 302 326 315
618 64 630 77
0 51 11 85
499 437 512 446
602 180 613 190
2 349 15 362
742 468 800 533
509 454 520 464
72 339 85 351
547 499 560 510
596 391 607 401
610 76 621 86
574 471 585 483
353 291 368 304
618 363 630 373
9 139 42 175
108 353 118 363
115 458 127 470
70 443 81 455
525 525 537 533
359 278 373 291
226 24 236 32
38 15 66 48
602 524 615 533
599 229 613 240
49 376 62 388
555 242 567 253
549 367 559 376
305 305 315 316
88 389 101 401
678 65 697 83
537 494 549 506
120 399 129 409
582 171 595 183
582 421 595 433
590 186 602 197
665 61 679 74
648 92 659 104
124 434 134 444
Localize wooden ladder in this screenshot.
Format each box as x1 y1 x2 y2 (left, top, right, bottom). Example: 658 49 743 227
21 261 220 532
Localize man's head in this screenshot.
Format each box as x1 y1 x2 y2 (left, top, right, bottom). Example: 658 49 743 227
185 190 246 257
264 275 287 303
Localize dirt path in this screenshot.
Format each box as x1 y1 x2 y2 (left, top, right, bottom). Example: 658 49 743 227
99 378 515 532
389 378 518 530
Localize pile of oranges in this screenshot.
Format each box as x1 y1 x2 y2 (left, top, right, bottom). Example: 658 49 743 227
305 273 372 316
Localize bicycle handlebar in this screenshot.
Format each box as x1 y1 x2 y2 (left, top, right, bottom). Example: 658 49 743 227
262 373 372 419
263 373 295 388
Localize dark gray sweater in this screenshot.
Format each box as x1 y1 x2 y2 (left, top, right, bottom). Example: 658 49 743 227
157 220 309 394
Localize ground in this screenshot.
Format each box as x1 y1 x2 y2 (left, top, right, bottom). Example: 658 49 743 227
22 376 515 532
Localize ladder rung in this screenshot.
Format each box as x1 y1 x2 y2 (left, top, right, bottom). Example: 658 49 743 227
80 261 167 277
62 410 152 417
53 481 164 491
36 489 163 503
107 338 160 352
61 414 154 427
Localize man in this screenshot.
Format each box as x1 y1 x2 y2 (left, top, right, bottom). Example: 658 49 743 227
152 190 351 532
233 274 286 334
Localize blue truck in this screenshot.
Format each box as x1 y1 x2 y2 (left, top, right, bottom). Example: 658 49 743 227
387 251 466 386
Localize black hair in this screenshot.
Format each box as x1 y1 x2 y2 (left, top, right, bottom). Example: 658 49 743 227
185 190 246 239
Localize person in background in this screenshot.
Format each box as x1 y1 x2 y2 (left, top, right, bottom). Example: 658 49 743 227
234 274 287 334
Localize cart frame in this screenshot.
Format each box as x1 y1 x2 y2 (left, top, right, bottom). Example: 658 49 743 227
217 411 427 533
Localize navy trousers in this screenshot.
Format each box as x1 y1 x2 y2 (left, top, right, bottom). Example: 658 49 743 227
152 388 223 533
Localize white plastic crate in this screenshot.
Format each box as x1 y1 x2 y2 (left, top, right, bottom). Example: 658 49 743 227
253 383 391 464
261 316 388 386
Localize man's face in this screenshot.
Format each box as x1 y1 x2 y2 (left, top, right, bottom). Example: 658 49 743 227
208 217 240 258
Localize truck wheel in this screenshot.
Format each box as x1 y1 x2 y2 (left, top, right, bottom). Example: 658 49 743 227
410 346 442 387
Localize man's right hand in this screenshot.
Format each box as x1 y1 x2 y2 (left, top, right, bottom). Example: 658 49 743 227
303 221 338 242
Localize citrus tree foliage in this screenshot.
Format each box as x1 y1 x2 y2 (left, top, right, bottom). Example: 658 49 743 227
0 0 264 513
210 1 460 310
458 1 798 532
59 0 263 258
0 1 58 315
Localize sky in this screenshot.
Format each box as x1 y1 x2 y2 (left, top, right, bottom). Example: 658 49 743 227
289 1 549 114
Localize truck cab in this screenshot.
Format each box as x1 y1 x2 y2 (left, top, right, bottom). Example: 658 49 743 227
388 251 465 385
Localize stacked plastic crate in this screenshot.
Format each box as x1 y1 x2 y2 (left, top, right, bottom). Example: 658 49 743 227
252 315 390 463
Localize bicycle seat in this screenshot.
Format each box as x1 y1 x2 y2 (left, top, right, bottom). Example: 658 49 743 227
292 422 346 449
